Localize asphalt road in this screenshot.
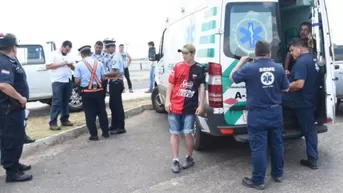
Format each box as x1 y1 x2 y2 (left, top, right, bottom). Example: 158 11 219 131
1 110 343 193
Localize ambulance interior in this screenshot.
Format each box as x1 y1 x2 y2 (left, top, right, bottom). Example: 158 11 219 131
278 0 327 129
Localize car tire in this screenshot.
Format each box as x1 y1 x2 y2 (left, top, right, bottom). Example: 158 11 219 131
151 87 166 113
68 88 83 112
193 117 212 151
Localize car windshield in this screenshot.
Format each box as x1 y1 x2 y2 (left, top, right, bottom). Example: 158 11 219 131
223 2 282 63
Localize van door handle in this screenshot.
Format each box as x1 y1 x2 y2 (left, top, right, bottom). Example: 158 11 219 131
335 65 340 70
36 68 47 72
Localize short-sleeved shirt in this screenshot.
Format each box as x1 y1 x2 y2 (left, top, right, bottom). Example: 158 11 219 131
48 50 74 83
232 58 289 110
92 53 109 71
110 52 124 77
74 57 105 88
168 62 206 114
287 53 319 108
120 52 129 68
288 38 317 71
0 53 29 104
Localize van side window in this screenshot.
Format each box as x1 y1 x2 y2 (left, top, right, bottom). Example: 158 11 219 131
334 45 343 61
17 45 46 65
223 2 282 62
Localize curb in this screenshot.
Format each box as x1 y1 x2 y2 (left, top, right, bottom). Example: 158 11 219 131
22 104 153 158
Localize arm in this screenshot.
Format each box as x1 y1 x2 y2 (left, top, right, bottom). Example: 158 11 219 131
284 52 292 72
128 54 132 66
281 70 290 92
229 56 250 83
73 64 81 85
288 60 306 92
0 64 25 102
67 61 75 71
165 66 177 112
46 54 66 70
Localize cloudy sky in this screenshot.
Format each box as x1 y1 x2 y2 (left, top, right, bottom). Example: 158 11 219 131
0 0 341 59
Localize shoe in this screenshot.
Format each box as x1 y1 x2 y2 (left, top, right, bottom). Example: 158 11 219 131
144 90 152 93
49 125 61 131
273 177 282 183
6 171 33 183
89 136 99 141
171 160 181 173
122 89 126 93
242 177 266 190
61 121 74 127
129 89 134 93
110 128 127 135
19 163 31 172
182 156 195 169
300 158 318 170
102 133 110 138
24 135 35 144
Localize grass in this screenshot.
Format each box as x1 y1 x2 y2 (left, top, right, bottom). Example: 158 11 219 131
26 99 151 140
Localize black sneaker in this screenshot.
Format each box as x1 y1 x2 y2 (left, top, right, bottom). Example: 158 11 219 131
89 136 99 141
49 125 61 131
110 128 126 135
24 135 35 144
182 156 195 169
61 121 74 127
242 177 266 190
6 171 33 183
300 158 318 170
129 89 134 93
171 160 181 173
18 163 31 172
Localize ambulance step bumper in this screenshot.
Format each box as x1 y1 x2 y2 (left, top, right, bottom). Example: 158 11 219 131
233 125 328 143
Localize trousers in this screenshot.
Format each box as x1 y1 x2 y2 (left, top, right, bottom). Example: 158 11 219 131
0 108 25 175
82 91 109 136
248 105 284 185
109 80 125 130
49 81 72 126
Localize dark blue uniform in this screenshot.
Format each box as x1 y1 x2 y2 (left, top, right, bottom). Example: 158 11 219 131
0 54 28 175
282 53 319 161
232 58 289 186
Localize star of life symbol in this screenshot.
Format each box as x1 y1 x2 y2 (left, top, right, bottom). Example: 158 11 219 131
235 18 267 53
260 72 274 86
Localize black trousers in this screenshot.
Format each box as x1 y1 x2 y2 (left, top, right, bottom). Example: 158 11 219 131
109 80 125 130
81 91 109 136
0 108 25 175
124 67 132 90
102 79 108 99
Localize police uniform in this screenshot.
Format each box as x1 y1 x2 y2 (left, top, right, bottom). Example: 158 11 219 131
232 56 289 188
0 34 32 182
74 46 109 140
104 40 126 134
92 51 110 98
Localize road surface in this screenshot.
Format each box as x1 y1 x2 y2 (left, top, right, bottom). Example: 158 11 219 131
1 110 343 193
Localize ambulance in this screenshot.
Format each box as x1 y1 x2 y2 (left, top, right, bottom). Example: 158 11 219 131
151 0 337 150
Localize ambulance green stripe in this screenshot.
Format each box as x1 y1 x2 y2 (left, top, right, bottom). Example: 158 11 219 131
199 34 215 44
204 7 218 18
201 20 216 32
197 48 215 58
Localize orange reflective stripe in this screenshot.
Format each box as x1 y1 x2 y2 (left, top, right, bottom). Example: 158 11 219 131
83 59 103 90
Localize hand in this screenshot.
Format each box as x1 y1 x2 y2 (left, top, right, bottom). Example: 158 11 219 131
61 61 68 66
285 70 290 75
239 56 250 63
19 96 27 108
195 106 204 115
165 101 171 113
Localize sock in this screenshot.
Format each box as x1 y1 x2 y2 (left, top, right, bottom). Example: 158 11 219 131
173 158 179 162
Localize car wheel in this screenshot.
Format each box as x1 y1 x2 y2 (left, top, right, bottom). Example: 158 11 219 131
151 87 166 113
193 118 212 151
69 88 83 112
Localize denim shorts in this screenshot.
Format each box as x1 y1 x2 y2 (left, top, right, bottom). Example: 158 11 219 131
168 113 195 135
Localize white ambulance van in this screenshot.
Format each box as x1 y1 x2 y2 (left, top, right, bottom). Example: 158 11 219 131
152 0 337 150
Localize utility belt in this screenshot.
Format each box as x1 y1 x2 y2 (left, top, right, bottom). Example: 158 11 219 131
109 77 123 82
80 85 103 93
0 99 24 115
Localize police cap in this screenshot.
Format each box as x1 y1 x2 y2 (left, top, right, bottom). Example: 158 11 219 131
78 45 91 53
0 33 19 48
103 40 116 47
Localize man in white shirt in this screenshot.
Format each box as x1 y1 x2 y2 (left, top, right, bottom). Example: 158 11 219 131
46 41 75 131
118 44 133 93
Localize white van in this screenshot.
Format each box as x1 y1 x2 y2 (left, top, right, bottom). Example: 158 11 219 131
152 0 337 150
16 41 83 111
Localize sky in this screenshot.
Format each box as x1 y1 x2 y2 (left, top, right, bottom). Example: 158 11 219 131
0 0 341 59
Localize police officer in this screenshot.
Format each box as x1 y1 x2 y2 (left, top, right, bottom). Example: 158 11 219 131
229 41 289 190
92 41 110 98
103 40 126 135
282 37 320 169
74 45 110 141
0 33 33 182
